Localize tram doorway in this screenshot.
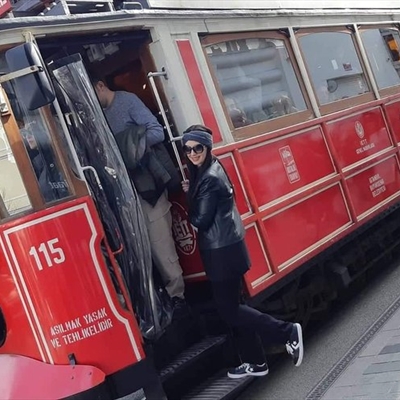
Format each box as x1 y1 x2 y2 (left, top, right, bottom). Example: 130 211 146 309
37 29 162 117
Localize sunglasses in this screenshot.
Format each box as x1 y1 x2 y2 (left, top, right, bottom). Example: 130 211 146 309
183 144 205 155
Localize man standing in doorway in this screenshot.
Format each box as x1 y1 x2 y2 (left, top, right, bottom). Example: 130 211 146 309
92 77 186 315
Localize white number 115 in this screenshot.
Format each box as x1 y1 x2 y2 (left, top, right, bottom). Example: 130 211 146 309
29 238 66 270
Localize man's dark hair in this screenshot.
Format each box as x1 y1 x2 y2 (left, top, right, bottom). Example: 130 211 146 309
89 73 103 86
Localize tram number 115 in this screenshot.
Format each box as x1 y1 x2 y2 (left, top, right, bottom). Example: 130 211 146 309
29 238 66 270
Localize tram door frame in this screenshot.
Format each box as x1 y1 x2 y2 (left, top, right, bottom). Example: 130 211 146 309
0 41 89 217
0 33 149 373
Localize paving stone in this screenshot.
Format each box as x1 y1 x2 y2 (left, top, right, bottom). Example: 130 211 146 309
381 308 400 331
379 392 400 399
367 352 400 363
356 371 400 385
377 334 400 351
311 297 400 400
327 358 372 386
390 382 400 393
323 382 393 399
358 331 397 357
364 360 400 375
380 343 400 355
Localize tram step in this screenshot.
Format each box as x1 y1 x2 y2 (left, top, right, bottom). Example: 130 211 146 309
182 371 254 400
160 334 226 382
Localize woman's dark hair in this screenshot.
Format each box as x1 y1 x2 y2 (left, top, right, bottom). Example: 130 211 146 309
187 148 214 201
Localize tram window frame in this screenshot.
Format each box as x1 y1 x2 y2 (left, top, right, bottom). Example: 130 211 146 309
201 31 313 141
296 26 375 115
0 90 37 219
359 25 400 97
0 82 86 222
0 113 32 217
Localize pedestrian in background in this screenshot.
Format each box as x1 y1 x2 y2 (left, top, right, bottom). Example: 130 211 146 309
181 124 304 378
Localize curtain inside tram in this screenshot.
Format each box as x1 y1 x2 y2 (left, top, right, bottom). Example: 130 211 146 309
51 54 172 341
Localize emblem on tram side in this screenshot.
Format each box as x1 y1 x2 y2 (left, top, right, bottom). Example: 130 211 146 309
171 201 196 255
355 121 365 139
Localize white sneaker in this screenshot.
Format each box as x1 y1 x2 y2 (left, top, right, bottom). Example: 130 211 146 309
286 323 304 367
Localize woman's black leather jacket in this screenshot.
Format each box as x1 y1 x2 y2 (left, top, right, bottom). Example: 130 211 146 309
189 158 245 250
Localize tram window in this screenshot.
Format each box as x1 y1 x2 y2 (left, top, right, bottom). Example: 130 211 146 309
204 36 307 133
298 31 370 106
0 120 31 216
20 114 70 203
360 28 400 92
3 83 71 204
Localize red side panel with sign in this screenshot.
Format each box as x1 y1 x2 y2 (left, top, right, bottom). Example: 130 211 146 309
240 127 335 207
345 156 400 218
0 0 11 18
0 197 144 374
325 108 392 169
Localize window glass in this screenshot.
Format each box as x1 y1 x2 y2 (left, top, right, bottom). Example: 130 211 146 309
3 82 71 204
205 38 306 129
298 32 370 105
361 28 400 90
0 120 31 215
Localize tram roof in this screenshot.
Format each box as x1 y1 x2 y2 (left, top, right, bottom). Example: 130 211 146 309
146 0 400 9
2 6 400 39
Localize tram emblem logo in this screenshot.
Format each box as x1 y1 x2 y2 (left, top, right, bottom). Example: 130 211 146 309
171 201 196 256
355 121 365 139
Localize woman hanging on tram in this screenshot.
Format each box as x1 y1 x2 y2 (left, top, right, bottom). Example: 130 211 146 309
181 124 304 378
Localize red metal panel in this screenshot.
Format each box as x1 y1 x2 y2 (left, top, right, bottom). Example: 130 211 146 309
263 185 350 267
243 223 272 296
0 252 44 362
0 354 105 400
176 39 223 143
219 153 250 215
325 108 392 169
384 100 400 144
345 156 400 218
239 127 335 206
0 197 144 374
0 0 11 18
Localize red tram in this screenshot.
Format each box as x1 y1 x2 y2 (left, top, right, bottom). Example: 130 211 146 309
2 1 400 398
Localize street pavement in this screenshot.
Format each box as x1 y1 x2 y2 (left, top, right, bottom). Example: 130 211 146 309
122 262 400 400
309 295 400 400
